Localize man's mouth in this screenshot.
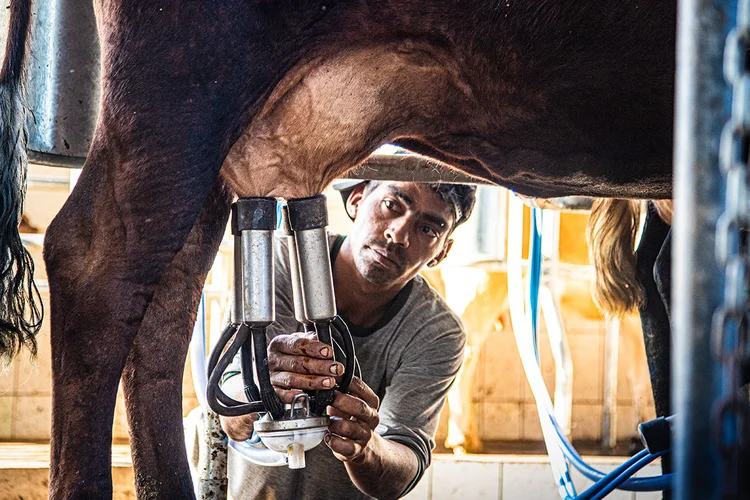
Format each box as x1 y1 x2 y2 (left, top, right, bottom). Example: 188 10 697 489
369 246 400 269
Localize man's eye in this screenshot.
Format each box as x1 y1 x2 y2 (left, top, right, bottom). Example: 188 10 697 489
383 199 397 211
421 226 438 238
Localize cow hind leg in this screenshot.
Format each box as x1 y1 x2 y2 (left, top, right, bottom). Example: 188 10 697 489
122 178 231 500
634 202 672 498
44 118 232 498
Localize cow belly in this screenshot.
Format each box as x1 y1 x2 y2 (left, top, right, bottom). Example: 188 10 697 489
220 40 477 199
220 38 672 201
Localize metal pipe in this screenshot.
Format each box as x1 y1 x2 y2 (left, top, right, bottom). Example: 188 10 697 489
25 0 100 166
601 318 620 451
240 230 275 326
286 196 337 322
281 206 309 325
672 0 732 497
234 197 277 326
232 233 243 325
196 409 228 499
295 228 336 321
540 286 573 439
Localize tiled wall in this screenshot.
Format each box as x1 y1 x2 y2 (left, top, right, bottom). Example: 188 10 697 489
463 305 654 445
405 455 663 500
432 209 656 450
0 165 62 441
0 292 52 441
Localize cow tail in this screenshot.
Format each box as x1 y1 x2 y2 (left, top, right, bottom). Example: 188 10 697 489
586 198 644 317
0 0 40 366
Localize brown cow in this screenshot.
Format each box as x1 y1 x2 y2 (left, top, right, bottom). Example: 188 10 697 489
0 1 675 497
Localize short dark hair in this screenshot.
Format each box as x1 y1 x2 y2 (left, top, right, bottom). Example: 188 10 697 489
363 181 476 230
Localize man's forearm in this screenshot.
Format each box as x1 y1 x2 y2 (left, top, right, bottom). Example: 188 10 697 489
344 433 419 500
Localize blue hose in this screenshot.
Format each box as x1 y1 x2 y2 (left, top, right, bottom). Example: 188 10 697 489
547 411 672 492
524 202 671 497
583 450 668 500
573 449 649 500
529 208 543 362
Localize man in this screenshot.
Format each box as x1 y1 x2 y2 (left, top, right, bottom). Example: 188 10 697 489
220 180 476 499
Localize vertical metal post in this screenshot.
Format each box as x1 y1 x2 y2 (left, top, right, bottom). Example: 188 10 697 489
25 0 101 167
197 410 228 499
601 318 620 450
673 0 734 497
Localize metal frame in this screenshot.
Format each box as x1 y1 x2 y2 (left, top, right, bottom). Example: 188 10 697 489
673 0 741 498
25 0 100 163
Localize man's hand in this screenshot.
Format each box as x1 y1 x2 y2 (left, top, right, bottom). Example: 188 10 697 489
217 375 262 442
220 412 261 442
325 377 380 462
267 332 344 403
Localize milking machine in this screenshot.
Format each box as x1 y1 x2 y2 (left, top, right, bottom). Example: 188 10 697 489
508 196 673 499
205 195 356 469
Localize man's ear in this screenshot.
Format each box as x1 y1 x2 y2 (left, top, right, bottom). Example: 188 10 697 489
428 239 454 267
345 184 367 220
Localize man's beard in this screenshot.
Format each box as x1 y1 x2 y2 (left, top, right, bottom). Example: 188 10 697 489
354 237 406 286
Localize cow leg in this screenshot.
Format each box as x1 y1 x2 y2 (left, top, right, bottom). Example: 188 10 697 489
44 112 234 498
634 202 672 497
121 178 231 499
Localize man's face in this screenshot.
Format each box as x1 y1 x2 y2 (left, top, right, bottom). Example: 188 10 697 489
347 182 455 287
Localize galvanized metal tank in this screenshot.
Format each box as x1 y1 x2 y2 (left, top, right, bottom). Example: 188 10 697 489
24 0 100 167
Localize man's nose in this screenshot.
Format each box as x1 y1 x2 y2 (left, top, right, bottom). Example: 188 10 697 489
384 219 409 247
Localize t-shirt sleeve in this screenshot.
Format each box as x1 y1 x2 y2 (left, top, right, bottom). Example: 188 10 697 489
376 306 466 494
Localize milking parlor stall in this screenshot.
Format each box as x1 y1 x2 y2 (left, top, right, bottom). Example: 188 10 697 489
0 0 747 499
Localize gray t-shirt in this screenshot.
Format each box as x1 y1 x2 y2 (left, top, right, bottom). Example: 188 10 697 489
226 234 466 500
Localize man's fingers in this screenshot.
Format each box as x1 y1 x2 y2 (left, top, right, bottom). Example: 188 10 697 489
274 388 304 405
325 433 363 461
328 417 371 442
330 392 380 430
269 353 344 378
268 333 333 359
346 377 379 410
327 407 348 420
270 370 336 391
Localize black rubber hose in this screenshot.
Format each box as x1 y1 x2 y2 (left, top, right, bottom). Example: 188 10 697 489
332 315 356 393
311 321 337 415
240 332 261 403
209 324 253 409
207 323 263 414
251 326 285 419
206 323 241 402
316 319 332 345
206 323 265 416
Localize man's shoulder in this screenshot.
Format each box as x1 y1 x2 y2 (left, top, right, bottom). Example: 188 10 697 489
404 275 464 334
408 275 453 313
